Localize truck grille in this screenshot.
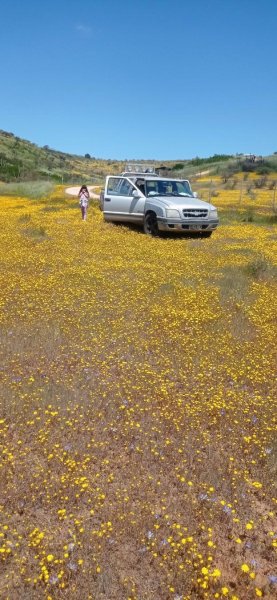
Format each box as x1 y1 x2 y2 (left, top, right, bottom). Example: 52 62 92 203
182 209 208 218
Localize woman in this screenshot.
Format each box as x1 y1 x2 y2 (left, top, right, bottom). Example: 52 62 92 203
78 185 90 221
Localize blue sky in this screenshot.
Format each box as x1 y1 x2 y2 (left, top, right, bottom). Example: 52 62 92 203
1 0 276 159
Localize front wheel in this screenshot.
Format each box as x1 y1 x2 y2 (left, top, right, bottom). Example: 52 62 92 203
143 212 159 236
201 231 212 238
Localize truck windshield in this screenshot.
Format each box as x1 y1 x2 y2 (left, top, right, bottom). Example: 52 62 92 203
145 179 193 197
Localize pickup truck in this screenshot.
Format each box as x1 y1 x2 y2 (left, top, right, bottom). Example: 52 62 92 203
100 165 219 237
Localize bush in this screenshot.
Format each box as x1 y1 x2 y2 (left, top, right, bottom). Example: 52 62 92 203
191 154 233 166
248 190 256 201
242 207 255 222
256 164 273 175
23 226 48 240
254 177 268 189
221 164 240 182
226 178 237 190
172 163 185 170
244 255 269 280
0 181 54 198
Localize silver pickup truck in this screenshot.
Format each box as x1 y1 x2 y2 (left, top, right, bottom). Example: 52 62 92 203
100 165 219 237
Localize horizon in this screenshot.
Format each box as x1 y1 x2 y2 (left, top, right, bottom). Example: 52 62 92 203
1 0 277 159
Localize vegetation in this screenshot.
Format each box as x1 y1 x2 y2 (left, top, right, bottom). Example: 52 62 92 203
0 181 54 199
190 154 233 166
0 184 276 599
2 130 277 188
0 130 126 184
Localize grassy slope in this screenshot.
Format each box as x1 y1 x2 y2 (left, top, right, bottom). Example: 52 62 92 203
0 130 180 185
2 129 277 187
0 130 126 184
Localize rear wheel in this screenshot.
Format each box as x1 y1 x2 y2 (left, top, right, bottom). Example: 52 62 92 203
143 212 159 236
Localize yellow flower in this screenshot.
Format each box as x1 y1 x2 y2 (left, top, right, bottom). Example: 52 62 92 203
46 554 54 562
211 568 221 578
241 564 250 573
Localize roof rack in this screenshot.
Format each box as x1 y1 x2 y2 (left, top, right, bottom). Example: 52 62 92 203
122 163 157 175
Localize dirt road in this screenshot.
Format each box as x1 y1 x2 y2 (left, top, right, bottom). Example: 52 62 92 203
65 185 100 199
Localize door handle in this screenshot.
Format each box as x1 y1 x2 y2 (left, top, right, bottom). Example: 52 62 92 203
105 197 111 202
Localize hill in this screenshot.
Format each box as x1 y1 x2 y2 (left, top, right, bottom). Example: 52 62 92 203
0 130 126 184
1 129 277 185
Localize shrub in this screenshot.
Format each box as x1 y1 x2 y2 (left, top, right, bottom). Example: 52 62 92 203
242 207 255 222
248 190 256 201
18 213 31 223
172 162 185 170
22 226 48 240
0 181 54 198
224 178 237 189
244 255 269 279
190 154 233 166
256 164 274 175
254 176 268 189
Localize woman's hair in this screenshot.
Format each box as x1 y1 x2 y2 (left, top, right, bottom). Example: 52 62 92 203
79 184 88 192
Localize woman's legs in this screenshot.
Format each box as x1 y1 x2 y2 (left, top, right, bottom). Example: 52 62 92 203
81 206 87 220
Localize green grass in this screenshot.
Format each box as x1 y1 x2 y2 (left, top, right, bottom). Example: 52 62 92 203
243 255 277 280
215 205 277 226
22 225 48 240
0 181 54 198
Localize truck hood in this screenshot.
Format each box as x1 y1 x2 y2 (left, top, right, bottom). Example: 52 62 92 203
149 195 215 210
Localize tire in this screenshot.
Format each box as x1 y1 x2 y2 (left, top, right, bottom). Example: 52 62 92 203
201 231 212 238
143 212 159 236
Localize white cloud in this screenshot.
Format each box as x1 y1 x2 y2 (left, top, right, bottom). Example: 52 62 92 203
76 24 92 36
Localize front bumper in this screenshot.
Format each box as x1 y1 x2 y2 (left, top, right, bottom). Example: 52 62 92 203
157 218 219 233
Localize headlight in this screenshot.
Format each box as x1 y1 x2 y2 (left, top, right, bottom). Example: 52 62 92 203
210 209 218 219
166 209 180 219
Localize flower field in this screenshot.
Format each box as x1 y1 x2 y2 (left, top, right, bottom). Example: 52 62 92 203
0 186 276 600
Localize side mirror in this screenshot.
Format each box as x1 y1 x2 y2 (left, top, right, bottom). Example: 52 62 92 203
193 191 198 198
132 189 141 198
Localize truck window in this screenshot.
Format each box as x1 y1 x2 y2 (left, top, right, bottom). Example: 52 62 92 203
118 179 134 196
107 177 122 195
135 179 146 195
